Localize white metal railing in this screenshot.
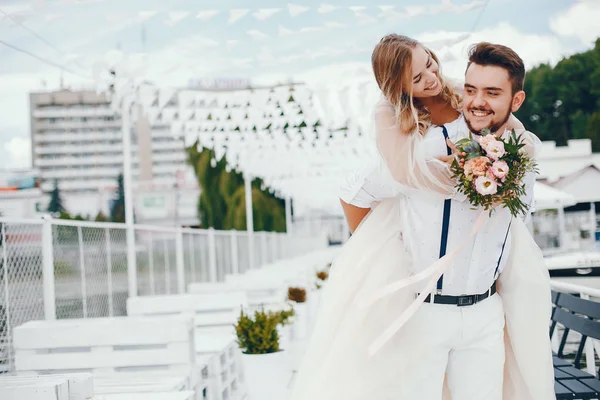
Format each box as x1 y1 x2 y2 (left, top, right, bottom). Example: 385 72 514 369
0 216 327 373
550 279 600 377
550 280 600 299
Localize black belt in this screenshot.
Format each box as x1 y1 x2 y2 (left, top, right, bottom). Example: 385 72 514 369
422 281 497 307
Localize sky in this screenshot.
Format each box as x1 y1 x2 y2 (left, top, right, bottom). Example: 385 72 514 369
1 0 599 170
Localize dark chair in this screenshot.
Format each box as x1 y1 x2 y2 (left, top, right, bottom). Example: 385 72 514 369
551 291 600 399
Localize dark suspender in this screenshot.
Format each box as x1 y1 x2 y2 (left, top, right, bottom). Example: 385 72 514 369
494 220 512 278
437 126 452 292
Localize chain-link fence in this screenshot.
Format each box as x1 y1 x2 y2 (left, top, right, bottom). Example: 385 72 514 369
0 216 327 373
0 221 45 374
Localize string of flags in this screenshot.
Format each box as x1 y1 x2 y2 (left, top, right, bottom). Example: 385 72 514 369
3 1 485 27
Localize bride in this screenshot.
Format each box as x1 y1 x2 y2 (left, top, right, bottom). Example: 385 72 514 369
289 35 554 400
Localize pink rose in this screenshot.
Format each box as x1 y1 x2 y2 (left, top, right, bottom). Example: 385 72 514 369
479 134 506 161
474 175 499 195
479 134 497 151
463 156 491 177
490 160 509 179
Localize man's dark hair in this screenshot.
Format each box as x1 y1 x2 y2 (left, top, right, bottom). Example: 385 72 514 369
466 42 525 94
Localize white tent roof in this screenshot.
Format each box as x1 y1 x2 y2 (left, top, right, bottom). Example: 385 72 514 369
533 181 576 210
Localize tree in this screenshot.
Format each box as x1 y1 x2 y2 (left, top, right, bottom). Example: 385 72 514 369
586 112 600 152
515 38 600 149
110 174 125 223
185 141 286 232
47 180 65 214
95 212 109 222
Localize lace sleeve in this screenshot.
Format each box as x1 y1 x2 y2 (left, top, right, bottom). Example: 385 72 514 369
373 99 457 196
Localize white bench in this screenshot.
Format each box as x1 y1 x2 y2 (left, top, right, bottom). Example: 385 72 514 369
13 315 204 400
93 392 196 400
187 282 287 313
0 373 94 400
126 294 246 400
127 292 247 334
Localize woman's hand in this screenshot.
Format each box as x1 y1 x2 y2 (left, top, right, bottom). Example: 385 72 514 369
506 113 525 133
436 138 466 167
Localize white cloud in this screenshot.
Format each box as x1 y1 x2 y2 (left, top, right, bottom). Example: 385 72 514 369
267 21 569 92
2 137 31 169
419 23 567 80
550 0 600 45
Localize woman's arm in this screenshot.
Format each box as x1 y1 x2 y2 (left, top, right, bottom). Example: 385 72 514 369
374 99 457 196
340 200 371 233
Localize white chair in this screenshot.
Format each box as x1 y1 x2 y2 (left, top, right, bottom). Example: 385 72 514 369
0 373 93 400
93 392 196 400
127 292 247 334
187 281 288 313
13 315 204 400
126 294 247 400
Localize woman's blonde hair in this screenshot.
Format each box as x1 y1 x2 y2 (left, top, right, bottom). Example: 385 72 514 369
371 34 461 136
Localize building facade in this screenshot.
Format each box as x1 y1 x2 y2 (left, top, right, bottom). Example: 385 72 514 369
29 89 199 224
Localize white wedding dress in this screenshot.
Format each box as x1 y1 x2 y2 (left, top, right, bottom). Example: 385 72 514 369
289 101 555 399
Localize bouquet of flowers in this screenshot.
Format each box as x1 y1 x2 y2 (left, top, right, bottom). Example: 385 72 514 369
450 128 538 217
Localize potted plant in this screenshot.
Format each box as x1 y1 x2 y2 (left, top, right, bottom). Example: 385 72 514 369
268 306 296 349
287 287 309 340
235 308 288 398
315 269 329 289
288 287 306 303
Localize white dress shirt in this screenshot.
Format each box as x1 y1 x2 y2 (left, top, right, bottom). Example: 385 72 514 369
339 115 536 296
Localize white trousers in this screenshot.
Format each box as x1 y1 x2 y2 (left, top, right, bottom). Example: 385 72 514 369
399 293 505 400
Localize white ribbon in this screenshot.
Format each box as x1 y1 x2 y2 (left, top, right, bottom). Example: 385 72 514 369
365 210 490 357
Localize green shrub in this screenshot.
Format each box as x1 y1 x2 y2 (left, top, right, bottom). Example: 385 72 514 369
269 307 295 326
235 308 280 354
287 287 306 303
54 260 75 275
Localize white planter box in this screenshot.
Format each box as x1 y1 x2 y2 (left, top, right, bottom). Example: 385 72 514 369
240 351 290 400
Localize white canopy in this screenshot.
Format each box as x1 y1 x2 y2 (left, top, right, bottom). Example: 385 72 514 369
533 181 576 210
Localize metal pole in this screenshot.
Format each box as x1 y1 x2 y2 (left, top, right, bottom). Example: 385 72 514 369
207 228 218 282
244 172 255 270
230 230 239 275
590 202 596 241
2 222 13 370
41 216 56 320
285 195 293 235
557 206 567 251
105 228 114 317
175 227 185 293
122 94 138 297
77 226 87 318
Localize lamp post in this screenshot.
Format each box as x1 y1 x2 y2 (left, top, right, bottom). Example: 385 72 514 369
109 70 138 297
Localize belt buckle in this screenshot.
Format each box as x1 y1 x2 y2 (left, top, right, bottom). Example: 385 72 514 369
457 295 475 307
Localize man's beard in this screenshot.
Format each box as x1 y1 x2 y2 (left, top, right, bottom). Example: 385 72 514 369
465 108 511 135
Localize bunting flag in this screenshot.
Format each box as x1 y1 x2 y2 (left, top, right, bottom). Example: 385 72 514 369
196 10 220 21
349 6 367 13
378 5 395 12
228 9 249 24
226 40 238 50
324 21 346 28
288 4 310 17
318 4 337 13
278 25 294 36
355 12 377 25
165 11 189 26
138 10 157 21
299 26 325 33
253 8 282 21
247 29 269 40
44 13 65 22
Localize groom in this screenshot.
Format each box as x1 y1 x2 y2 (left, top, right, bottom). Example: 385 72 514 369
340 42 544 399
